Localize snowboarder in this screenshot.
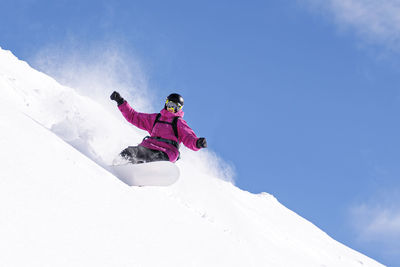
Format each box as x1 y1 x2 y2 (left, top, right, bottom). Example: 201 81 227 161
110 91 207 164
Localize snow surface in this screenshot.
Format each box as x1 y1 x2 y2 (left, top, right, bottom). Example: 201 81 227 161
0 47 385 267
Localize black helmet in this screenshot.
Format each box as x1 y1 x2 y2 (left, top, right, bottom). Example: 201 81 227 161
166 93 184 106
165 93 184 113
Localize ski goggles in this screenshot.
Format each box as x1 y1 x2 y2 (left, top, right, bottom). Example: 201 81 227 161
165 99 183 112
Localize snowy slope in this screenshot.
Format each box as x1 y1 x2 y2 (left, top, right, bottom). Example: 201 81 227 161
0 47 384 267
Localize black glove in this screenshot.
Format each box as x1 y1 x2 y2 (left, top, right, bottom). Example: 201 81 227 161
110 91 125 106
196 137 207 148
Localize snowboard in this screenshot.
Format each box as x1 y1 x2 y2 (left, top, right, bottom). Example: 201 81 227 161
111 160 180 186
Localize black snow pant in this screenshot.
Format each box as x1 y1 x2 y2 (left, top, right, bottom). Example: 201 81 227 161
120 145 169 164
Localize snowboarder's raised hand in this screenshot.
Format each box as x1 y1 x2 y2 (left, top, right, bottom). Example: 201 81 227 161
196 137 207 148
110 91 125 106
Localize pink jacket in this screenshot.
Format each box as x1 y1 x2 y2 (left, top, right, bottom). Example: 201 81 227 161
118 101 201 162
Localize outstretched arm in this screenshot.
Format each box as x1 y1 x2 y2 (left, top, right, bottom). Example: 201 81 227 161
111 91 155 133
178 119 207 151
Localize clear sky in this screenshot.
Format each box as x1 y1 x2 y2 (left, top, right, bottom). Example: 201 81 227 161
1 0 399 265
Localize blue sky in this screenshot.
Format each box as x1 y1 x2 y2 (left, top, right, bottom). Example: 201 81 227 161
1 0 400 265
